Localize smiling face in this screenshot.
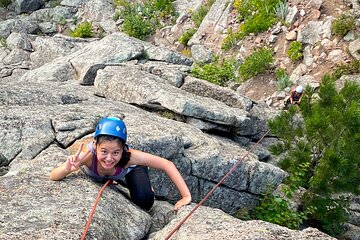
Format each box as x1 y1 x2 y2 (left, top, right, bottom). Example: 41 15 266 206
95 139 123 171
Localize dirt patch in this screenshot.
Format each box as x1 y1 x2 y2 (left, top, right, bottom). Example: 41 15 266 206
321 0 350 17
237 73 278 102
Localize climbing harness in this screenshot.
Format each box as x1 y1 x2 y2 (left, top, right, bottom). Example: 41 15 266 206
164 129 271 240
81 129 270 240
81 179 112 240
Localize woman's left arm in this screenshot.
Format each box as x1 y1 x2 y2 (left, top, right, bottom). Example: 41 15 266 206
128 149 191 210
299 92 305 102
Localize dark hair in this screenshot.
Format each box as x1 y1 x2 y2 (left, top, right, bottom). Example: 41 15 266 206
95 135 131 168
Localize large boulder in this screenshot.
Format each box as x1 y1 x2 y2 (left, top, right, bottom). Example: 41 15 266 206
149 205 336 240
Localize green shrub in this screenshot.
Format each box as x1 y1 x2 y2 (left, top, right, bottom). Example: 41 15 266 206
113 11 121 21
332 60 360 80
0 37 6 47
191 0 215 28
121 1 157 40
331 14 355 36
234 0 277 18
275 1 289 21
191 57 239 86
0 0 11 8
223 0 280 51
241 9 277 34
254 193 314 229
113 0 129 6
71 16 78 25
153 0 176 17
253 162 315 229
253 162 314 229
287 41 303 62
276 68 291 90
71 21 93 38
178 28 196 46
56 16 67 26
192 6 207 28
239 47 273 80
233 208 252 220
113 0 129 21
116 0 176 40
221 28 247 51
304 194 350 237
122 13 155 40
221 28 237 51
233 0 280 34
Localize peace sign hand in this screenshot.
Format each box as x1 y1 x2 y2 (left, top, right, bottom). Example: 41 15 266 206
65 143 90 171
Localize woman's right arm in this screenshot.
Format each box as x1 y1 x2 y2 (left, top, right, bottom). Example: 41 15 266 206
50 161 77 181
50 143 91 181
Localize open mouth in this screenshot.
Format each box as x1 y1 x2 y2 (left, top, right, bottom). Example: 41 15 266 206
102 161 115 168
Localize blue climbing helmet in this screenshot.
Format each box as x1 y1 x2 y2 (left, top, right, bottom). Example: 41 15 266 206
94 117 127 143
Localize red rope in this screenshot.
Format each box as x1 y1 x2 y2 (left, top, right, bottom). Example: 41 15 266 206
81 179 112 240
164 129 271 240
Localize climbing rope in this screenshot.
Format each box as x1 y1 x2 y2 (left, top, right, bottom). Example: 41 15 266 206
81 179 112 240
164 129 271 240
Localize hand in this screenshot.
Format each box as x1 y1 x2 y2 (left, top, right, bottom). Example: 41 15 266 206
66 143 90 171
174 196 191 211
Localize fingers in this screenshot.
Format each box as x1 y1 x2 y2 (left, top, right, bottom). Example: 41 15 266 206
67 154 82 168
65 159 72 171
72 143 91 167
173 197 191 211
79 149 91 161
174 202 184 211
64 142 91 173
75 143 84 157
174 204 181 211
67 155 75 162
67 155 78 167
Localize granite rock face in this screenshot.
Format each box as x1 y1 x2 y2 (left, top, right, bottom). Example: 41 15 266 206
149 205 336 240
1 0 356 238
0 32 289 239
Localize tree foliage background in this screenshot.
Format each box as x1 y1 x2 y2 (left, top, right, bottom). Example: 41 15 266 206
267 70 360 236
